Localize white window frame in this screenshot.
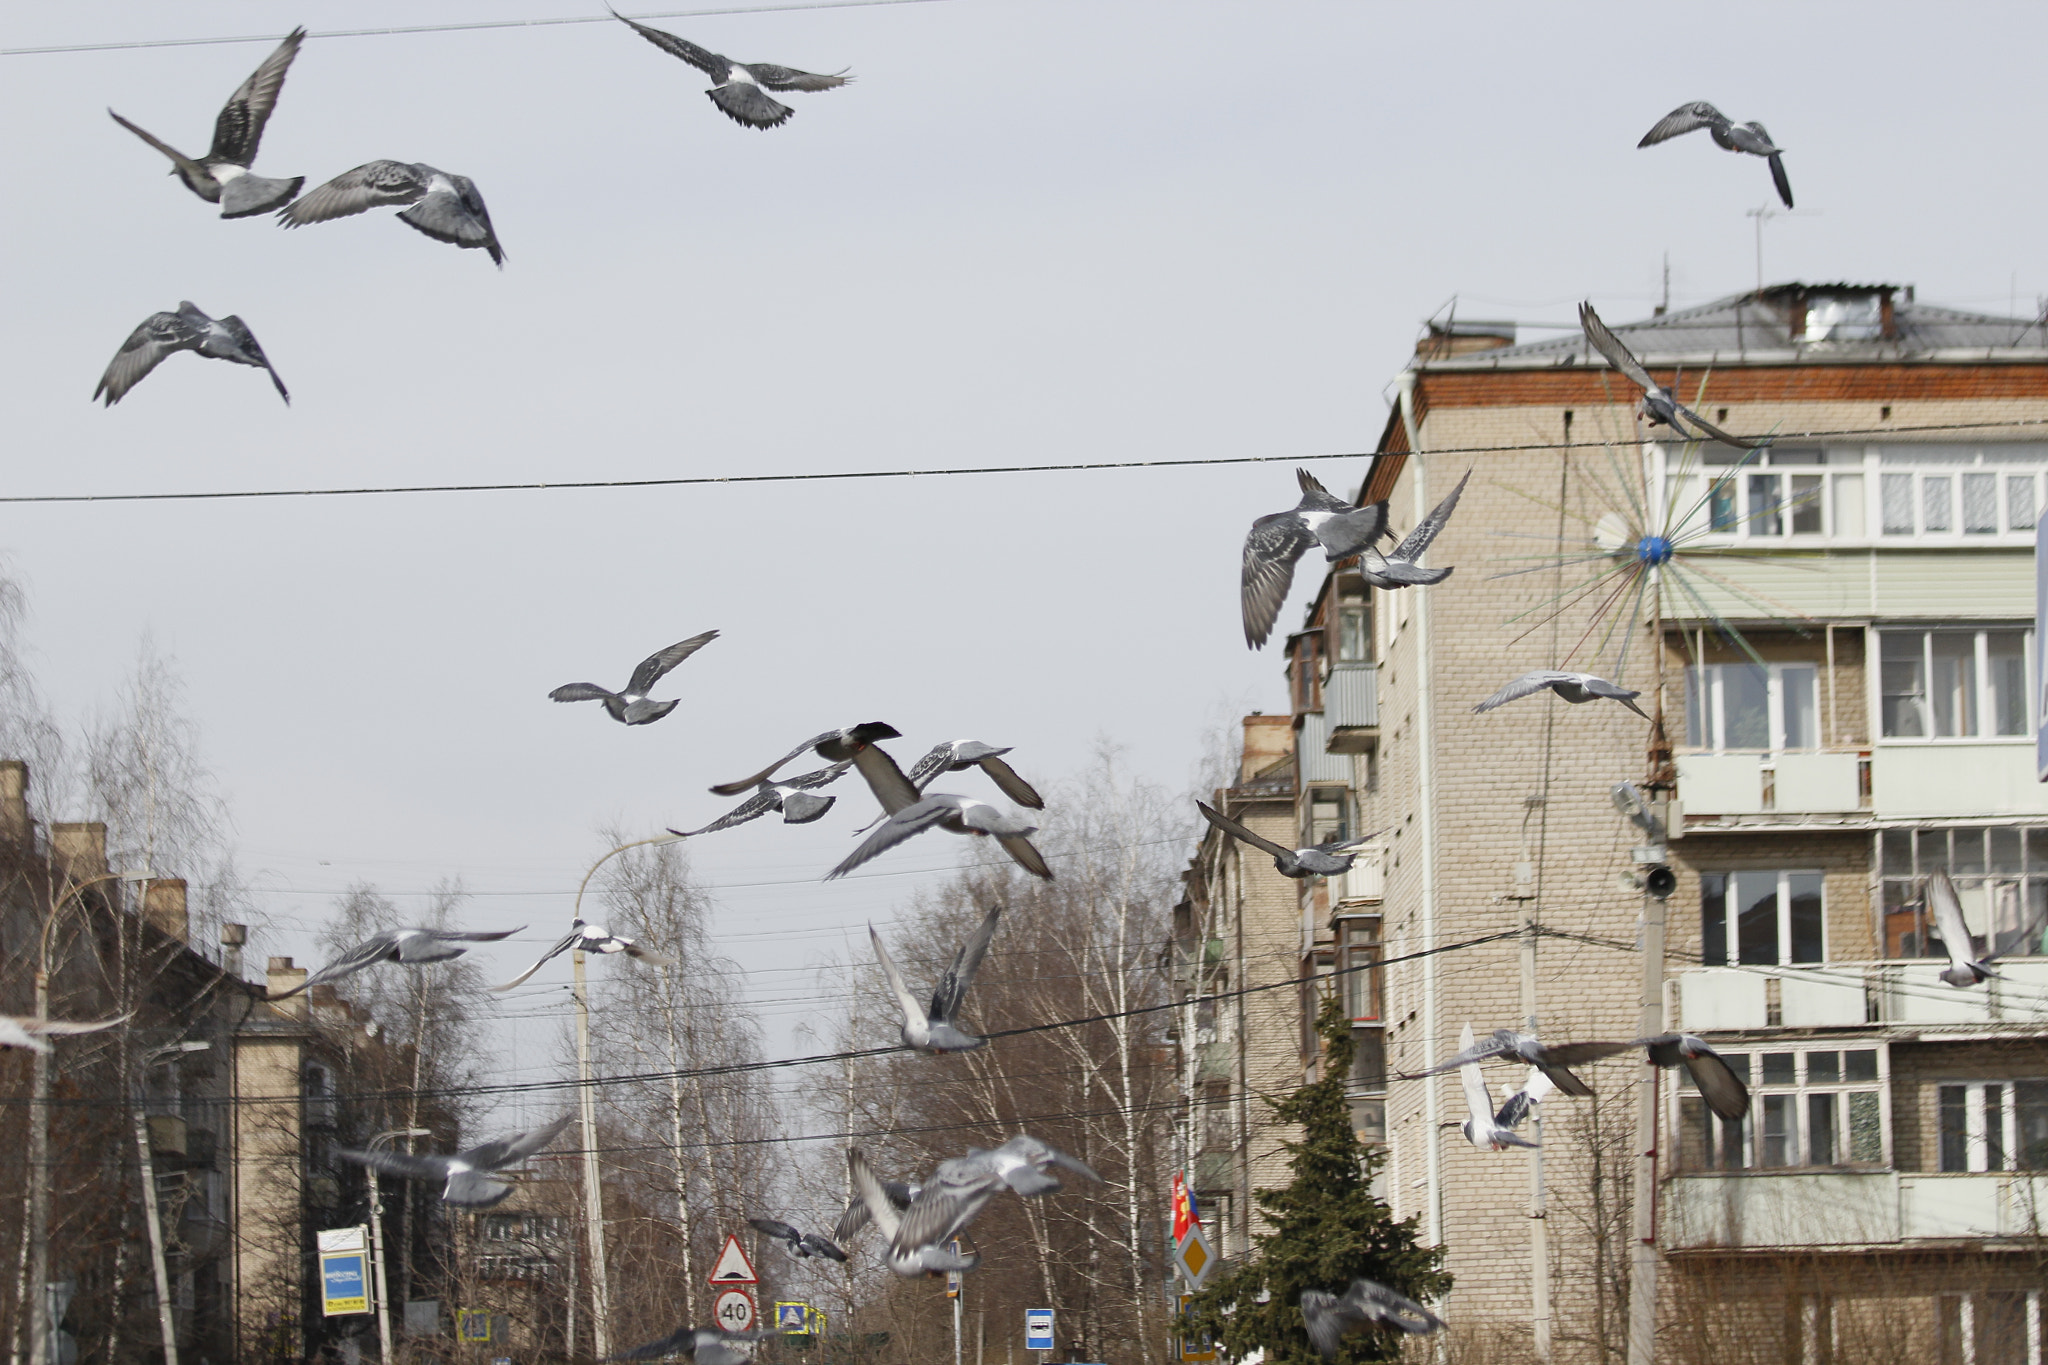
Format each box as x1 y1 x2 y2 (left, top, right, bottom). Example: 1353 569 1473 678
1702 868 1828 966
1937 1077 2048 1172
1876 626 2036 743
1940 1292 2044 1365
1686 662 1821 753
1675 1042 1892 1172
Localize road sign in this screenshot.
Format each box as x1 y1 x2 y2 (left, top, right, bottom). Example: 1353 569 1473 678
458 1310 493 1343
1173 1224 1214 1291
945 1239 964 1298
1176 1294 1216 1363
316 1226 370 1317
776 1302 810 1333
708 1233 760 1285
715 1289 758 1334
1025 1309 1054 1351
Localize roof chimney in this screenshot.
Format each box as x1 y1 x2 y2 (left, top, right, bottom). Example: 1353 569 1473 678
266 956 308 1019
50 822 108 882
1240 714 1294 783
221 923 248 981
142 879 189 944
0 761 28 848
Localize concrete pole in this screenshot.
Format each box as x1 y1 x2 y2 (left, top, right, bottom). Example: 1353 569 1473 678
366 1128 427 1362
1520 921 1551 1361
1626 891 1666 1365
28 967 49 1365
574 948 612 1361
136 1043 207 1365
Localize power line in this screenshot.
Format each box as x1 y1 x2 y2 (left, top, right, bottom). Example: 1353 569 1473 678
0 0 950 58
8 417 2046 507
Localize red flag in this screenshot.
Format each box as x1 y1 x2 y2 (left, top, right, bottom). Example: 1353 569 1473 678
1171 1171 1198 1241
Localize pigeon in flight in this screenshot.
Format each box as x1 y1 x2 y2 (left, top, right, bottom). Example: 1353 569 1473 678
550 630 720 726
1300 1280 1445 1357
280 160 506 266
610 10 851 129
853 1137 1097 1278
94 302 289 407
0 1015 127 1053
271 926 525 999
1636 1033 1750 1120
338 1113 573 1208
1423 1028 1634 1099
710 723 902 796
1241 469 1391 649
1638 102 1792 209
108 27 307 218
871 904 1003 1052
671 761 853 836
1473 670 1649 720
1354 468 1471 592
1922 867 2042 988
747 1218 849 1262
831 793 1051 882
1455 1024 1550 1151
906 741 1044 809
1196 801 1379 880
491 920 677 992
611 1327 775 1365
833 1172 918 1244
1578 302 1761 449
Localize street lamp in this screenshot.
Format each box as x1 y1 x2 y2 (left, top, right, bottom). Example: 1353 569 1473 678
136 1040 210 1365
366 1128 431 1363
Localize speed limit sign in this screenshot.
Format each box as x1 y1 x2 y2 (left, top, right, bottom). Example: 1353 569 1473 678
715 1289 757 1333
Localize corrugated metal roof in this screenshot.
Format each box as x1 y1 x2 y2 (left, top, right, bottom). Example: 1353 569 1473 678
1424 284 2048 369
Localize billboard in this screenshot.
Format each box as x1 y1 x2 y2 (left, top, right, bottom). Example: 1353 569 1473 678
317 1227 369 1317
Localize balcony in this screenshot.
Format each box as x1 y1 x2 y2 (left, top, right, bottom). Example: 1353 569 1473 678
1322 665 1378 753
1665 1171 2048 1251
1675 961 2048 1030
1677 743 2048 828
1676 752 1862 819
1868 743 2048 817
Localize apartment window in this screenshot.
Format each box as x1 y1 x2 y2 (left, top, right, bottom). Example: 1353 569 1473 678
1685 663 1818 751
1678 1045 1886 1171
1668 444 2048 543
1290 632 1325 712
1307 787 1349 845
1879 445 2048 538
1701 870 1825 965
1336 601 1372 663
1937 1079 2048 1171
483 1214 519 1241
1337 918 1381 1022
1877 826 2048 959
1879 628 2031 739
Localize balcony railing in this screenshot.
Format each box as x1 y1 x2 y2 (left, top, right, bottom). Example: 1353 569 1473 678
1676 960 2048 1030
1323 665 1378 753
1665 1171 2048 1251
1677 743 2048 822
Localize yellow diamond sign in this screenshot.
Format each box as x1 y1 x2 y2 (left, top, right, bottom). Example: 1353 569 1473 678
1174 1224 1213 1290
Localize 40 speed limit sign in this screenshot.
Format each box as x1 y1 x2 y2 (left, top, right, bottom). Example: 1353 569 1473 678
714 1289 757 1333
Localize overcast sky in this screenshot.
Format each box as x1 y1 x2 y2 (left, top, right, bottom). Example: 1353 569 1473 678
4 0 2045 1101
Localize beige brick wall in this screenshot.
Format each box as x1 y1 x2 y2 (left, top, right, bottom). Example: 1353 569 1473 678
1889 1036 2048 1172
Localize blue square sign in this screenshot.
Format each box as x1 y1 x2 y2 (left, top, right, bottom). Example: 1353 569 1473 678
1025 1309 1054 1351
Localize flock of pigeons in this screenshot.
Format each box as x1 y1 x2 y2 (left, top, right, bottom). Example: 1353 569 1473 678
91 13 851 406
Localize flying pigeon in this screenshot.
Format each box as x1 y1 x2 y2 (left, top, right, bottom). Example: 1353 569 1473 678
271 926 525 998
671 761 853 836
1354 468 1471 592
1472 670 1649 720
491 920 677 992
338 1113 573 1208
108 27 307 217
1455 1024 1549 1151
94 302 289 407
831 793 1050 882
870 904 1002 1052
854 1137 1097 1277
610 1327 774 1365
1578 302 1762 449
1300 1280 1445 1357
0 1016 128 1053
1636 1033 1750 1121
849 1148 976 1276
1195 801 1379 880
1922 867 2044 988
906 741 1044 809
610 10 851 129
833 1172 918 1244
550 630 720 726
280 160 505 266
1638 102 1792 209
709 723 901 796
1241 469 1391 649
1423 1028 1634 1099
747 1217 848 1262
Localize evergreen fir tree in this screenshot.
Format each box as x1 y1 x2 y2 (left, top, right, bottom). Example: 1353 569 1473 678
1182 992 1450 1363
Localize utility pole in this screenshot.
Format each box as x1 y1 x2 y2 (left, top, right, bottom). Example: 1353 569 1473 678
136 1042 209 1365
574 946 612 1362
1626 887 1667 1365
1519 921 1551 1361
365 1129 429 1362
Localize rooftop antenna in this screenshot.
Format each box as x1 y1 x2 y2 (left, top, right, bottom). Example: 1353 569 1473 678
1745 205 1778 293
1658 253 1670 316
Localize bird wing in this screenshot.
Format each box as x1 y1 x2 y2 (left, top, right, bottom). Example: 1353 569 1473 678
610 10 731 80
1493 1069 1554 1129
852 743 922 815
745 63 851 91
1459 1060 1492 1124
490 927 583 991
1241 511 1316 649
107 111 206 181
280 161 426 225
1196 801 1297 863
1422 1031 1517 1075
1300 1291 1368 1359
1471 671 1571 714
1670 402 1768 451
621 940 677 968
1927 869 1975 967
627 629 720 695
211 314 290 402
707 84 795 128
291 932 402 993
832 1194 873 1244
688 790 778 836
847 1149 903 1241
893 1166 997 1251
868 925 929 1030
337 1148 451 1181
747 1217 801 1243
905 743 955 792
95 310 205 406
396 181 504 266
1637 101 1724 146
784 759 856 791
550 682 618 704
464 1112 575 1170
934 904 1003 1023
1576 675 1650 718
1577 302 1657 392
1386 467 1471 562
1539 1041 1634 1067
800 1233 849 1262
711 731 841 796
443 1171 515 1208
209 27 304 165
976 755 1044 809
423 925 523 943
20 1016 128 1041
1766 150 1793 209
996 833 1055 881
1347 1280 1444 1334
1683 1050 1752 1122
614 1327 696 1362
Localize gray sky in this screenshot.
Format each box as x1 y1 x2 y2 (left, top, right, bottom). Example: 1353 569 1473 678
4 0 2044 1084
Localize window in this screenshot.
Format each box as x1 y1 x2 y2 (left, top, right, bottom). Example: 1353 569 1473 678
1879 446 2048 538
1337 918 1381 1022
1701 870 1825 965
1937 1079 2048 1171
1678 1045 1886 1172
1290 632 1324 712
1665 443 2048 543
1336 601 1372 663
1685 663 1818 751
1878 826 2048 959
1307 787 1349 846
1879 629 2032 739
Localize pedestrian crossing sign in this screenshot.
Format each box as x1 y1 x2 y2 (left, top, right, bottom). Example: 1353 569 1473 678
776 1302 810 1332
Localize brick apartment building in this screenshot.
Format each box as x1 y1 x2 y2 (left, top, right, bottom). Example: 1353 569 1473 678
1174 284 2048 1362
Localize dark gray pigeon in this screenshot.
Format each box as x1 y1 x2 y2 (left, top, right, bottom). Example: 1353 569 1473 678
338 1113 572 1208
611 1327 774 1365
871 904 1003 1052
491 920 678 992
747 1217 848 1262
672 760 852 836
1638 101 1791 208
1579 302 1763 449
1241 469 1390 649
95 302 289 407
1423 1028 1634 1099
550 630 720 725
1636 1033 1750 1121
1196 801 1378 880
270 926 524 998
610 9 851 129
1473 669 1649 720
710 722 901 796
1355 469 1470 591
108 28 307 217
280 160 505 266
1300 1280 1444 1357
906 740 1044 808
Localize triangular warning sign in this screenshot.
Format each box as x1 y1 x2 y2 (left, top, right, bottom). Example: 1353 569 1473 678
708 1233 759 1285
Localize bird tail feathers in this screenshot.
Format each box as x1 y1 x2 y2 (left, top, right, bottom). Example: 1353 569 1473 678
220 173 304 218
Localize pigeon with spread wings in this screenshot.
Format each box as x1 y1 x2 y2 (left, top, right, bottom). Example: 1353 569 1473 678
1473 670 1649 720
271 926 524 999
95 302 289 407
550 630 720 726
1637 1033 1750 1120
1355 468 1470 591
1578 302 1763 449
338 1114 572 1207
833 1171 918 1244
281 160 505 266
1241 469 1390 649
108 27 307 217
709 723 901 796
870 904 1002 1052
610 9 850 129
0 1015 127 1053
748 1217 847 1262
1196 801 1380 880
1455 1023 1547 1151
856 1137 1097 1278
609 1327 774 1365
672 760 853 836
1923 867 2046 987
1300 1280 1445 1357
905 741 1044 808
491 920 676 992
1422 1028 1634 1099
831 742 1051 881
1638 101 1792 208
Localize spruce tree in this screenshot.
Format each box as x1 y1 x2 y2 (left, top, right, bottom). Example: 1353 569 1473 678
1182 992 1450 1364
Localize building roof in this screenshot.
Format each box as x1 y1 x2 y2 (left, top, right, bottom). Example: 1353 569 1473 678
1422 283 2048 370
